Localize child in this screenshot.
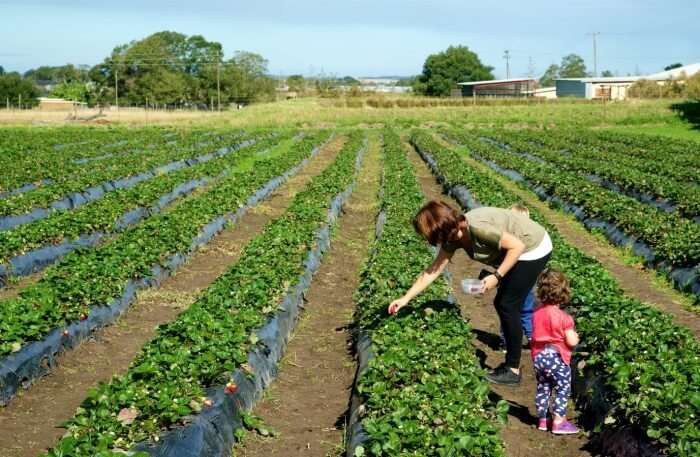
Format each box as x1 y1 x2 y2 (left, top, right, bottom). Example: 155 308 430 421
531 268 580 434
498 204 536 351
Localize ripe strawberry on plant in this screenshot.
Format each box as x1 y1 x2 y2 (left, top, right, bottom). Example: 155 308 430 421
225 382 238 394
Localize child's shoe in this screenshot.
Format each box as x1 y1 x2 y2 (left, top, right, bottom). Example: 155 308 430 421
537 418 549 431
552 420 579 435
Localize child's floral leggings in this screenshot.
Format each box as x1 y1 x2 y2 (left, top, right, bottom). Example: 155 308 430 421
533 347 571 418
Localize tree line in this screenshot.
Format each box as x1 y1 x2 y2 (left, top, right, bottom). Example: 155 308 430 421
0 31 277 109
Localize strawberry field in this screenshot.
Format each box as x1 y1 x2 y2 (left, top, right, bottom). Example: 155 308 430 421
0 122 698 457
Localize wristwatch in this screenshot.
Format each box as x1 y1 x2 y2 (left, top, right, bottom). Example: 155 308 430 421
493 270 503 283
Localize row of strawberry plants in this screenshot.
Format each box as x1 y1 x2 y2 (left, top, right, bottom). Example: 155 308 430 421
443 129 700 272
490 129 700 217
349 129 506 456
0 129 246 218
411 130 700 456
0 127 181 195
0 133 296 276
525 129 700 184
574 129 700 170
44 131 366 457
0 131 331 359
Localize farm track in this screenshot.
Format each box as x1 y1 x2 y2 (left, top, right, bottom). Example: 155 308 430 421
0 136 347 457
406 141 594 457
447 142 700 339
236 134 380 457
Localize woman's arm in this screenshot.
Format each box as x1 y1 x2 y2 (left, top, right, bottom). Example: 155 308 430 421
482 231 525 291
388 247 454 314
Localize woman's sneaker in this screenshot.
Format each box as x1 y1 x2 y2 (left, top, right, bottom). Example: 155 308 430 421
485 364 521 385
552 420 579 435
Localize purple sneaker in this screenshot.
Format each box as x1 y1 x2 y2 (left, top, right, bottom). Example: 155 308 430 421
552 420 579 435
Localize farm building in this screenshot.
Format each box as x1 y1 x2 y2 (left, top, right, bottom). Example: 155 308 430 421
556 76 640 100
555 62 700 100
456 78 537 97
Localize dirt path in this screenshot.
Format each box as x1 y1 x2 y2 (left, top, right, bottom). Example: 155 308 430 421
458 151 700 340
236 135 381 457
0 136 347 457
407 142 593 457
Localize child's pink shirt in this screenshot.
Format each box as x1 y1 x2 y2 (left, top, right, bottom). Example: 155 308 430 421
531 304 575 365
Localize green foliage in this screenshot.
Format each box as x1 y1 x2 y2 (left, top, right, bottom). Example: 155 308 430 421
412 129 700 456
0 132 328 357
413 45 494 97
664 63 683 71
601 70 614 77
0 72 40 107
286 74 306 94
352 129 505 456
50 81 90 102
442 129 700 269
87 31 274 107
559 54 588 78
539 64 560 87
43 130 362 456
539 54 588 86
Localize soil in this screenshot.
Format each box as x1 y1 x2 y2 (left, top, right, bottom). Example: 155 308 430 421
236 135 381 457
406 142 594 457
460 153 700 340
0 135 347 457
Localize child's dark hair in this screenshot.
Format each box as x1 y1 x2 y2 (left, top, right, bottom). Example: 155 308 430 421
536 268 571 305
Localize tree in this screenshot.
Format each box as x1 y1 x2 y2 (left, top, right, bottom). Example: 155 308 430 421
225 51 275 104
0 72 40 107
601 70 614 77
0 65 4 76
664 63 683 71
559 54 588 78
286 74 306 94
539 64 560 87
51 81 90 102
413 45 494 97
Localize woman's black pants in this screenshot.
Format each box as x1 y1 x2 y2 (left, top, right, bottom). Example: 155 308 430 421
494 253 551 369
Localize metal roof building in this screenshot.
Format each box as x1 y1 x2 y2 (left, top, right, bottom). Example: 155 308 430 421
456 78 536 98
555 63 700 100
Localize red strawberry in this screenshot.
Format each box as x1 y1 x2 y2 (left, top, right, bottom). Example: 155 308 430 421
62 330 70 337
224 382 238 394
79 313 88 321
203 398 214 407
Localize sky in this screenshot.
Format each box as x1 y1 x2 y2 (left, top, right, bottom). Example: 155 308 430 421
1 0 698 79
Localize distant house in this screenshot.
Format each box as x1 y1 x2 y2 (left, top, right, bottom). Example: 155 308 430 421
555 63 700 100
532 87 557 99
456 78 537 97
37 97 85 111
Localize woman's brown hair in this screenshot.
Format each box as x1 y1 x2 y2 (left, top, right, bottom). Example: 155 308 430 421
536 268 571 305
412 200 465 246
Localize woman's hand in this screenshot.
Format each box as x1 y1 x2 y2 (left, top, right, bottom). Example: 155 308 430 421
482 274 499 292
388 297 408 315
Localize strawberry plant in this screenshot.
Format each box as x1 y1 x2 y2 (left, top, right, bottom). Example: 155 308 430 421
350 129 506 456
42 131 366 457
0 132 330 358
411 129 700 457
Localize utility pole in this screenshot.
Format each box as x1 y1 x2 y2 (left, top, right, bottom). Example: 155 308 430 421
587 32 600 77
527 56 535 79
503 50 511 79
216 50 222 112
114 66 119 111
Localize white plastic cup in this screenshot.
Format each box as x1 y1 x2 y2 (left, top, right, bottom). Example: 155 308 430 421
461 278 484 295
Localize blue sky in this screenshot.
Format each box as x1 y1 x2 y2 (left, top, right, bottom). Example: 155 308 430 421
1 0 698 78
